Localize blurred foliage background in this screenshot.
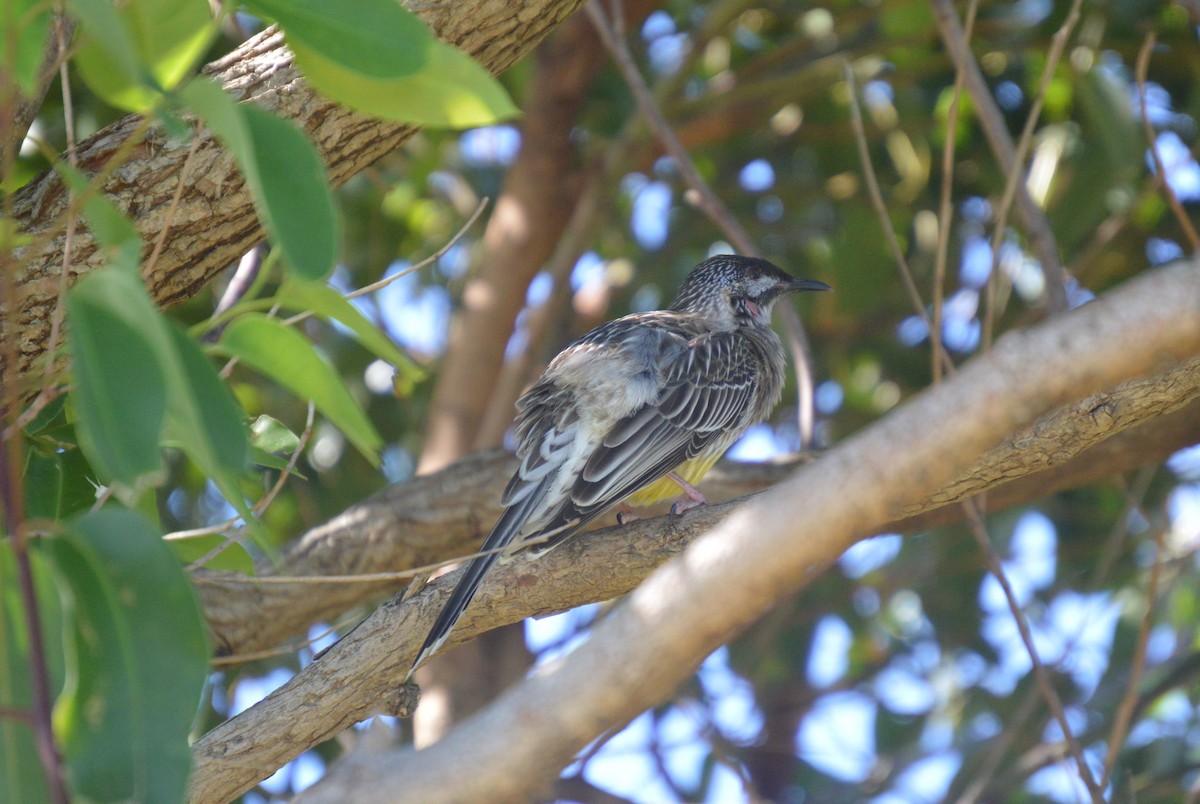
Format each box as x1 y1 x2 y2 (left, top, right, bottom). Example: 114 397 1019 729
10 0 1200 800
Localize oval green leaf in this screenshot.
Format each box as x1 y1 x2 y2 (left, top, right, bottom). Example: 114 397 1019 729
161 323 248 478
50 507 208 803
1 542 65 804
4 0 53 97
290 37 518 127
275 279 425 388
180 79 340 281
216 314 381 465
66 270 167 486
244 0 429 79
69 0 212 111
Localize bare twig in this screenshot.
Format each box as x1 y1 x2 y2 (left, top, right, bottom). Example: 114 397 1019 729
146 137 203 276
983 0 1084 346
1135 32 1200 254
183 401 317 568
586 0 822 447
1100 528 1166 788
930 0 1069 312
931 0 979 384
962 499 1103 802
844 60 955 377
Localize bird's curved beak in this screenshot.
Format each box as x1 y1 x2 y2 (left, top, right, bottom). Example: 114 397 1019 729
785 278 832 293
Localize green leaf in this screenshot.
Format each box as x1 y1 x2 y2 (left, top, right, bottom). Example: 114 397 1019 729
250 414 300 454
24 444 98 520
49 508 208 803
2 0 53 97
55 162 142 271
66 269 167 486
68 266 251 490
244 0 428 79
248 415 307 476
179 78 340 280
167 535 255 574
275 279 425 388
69 0 212 111
289 37 518 127
161 324 248 479
0 541 65 804
216 314 381 465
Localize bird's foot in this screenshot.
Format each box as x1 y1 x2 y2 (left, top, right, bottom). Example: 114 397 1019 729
616 504 639 526
668 471 707 516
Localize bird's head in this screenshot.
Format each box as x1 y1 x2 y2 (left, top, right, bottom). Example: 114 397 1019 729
670 255 830 327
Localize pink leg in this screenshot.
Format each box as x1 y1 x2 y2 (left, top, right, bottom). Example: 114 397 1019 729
616 503 639 526
668 471 708 516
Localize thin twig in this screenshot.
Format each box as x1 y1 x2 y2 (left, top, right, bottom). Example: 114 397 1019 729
844 60 955 377
930 0 1069 312
209 617 350 667
189 525 565 585
983 0 1085 347
1100 528 1166 789
962 499 1104 802
955 686 1042 804
586 0 822 447
183 401 316 569
146 136 203 276
931 0 978 384
1135 32 1200 254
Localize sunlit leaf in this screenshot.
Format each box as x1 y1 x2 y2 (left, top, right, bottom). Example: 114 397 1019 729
179 78 339 280
69 0 212 111
3 0 53 97
275 279 425 388
251 414 300 455
215 314 381 465
288 37 518 127
49 508 208 803
244 0 428 79
167 535 255 575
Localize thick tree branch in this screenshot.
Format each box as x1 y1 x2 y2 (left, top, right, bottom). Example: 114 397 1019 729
190 261 1200 802
196 353 1200 657
303 264 1199 803
5 0 584 391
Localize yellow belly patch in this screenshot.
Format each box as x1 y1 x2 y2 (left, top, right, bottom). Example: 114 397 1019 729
623 454 721 507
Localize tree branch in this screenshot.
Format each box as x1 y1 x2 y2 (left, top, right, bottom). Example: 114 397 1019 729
189 260 1200 802
195 353 1200 657
297 262 1198 803
5 0 585 391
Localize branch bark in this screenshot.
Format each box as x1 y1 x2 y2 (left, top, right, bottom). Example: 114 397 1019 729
298 262 1200 803
188 260 1200 802
196 353 1200 657
5 0 585 390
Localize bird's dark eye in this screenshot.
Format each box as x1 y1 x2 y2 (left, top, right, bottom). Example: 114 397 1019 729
746 265 761 280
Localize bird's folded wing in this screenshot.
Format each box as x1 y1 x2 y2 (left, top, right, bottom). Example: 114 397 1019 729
572 331 758 512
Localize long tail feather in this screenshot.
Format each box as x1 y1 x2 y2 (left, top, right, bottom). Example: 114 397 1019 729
408 477 549 674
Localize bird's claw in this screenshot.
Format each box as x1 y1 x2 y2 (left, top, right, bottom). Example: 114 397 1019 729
671 497 705 517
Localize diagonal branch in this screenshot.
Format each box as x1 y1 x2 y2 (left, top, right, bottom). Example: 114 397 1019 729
5 0 585 392
189 260 1200 802
195 351 1200 658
